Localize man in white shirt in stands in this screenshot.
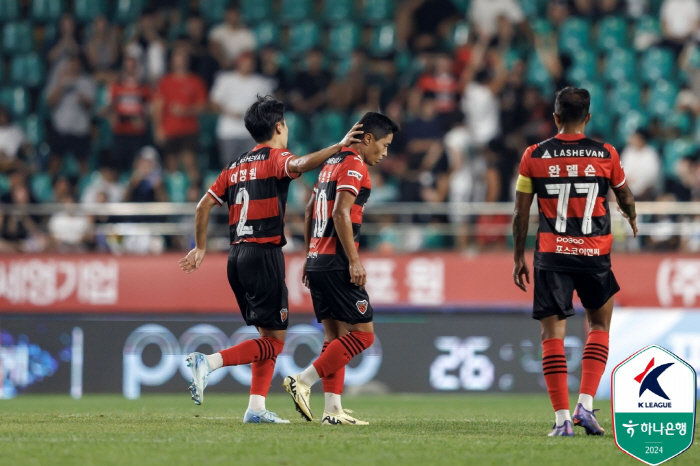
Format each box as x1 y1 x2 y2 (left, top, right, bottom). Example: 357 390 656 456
620 129 661 201
660 0 700 55
208 5 256 69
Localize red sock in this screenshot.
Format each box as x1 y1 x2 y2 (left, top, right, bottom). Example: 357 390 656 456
320 341 345 395
542 338 569 411
251 356 277 396
312 331 374 378
580 330 609 397
219 337 284 367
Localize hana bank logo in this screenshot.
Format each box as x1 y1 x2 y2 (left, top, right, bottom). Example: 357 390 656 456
635 358 674 408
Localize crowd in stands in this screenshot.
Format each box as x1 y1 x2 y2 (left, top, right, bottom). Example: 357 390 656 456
1 0 700 254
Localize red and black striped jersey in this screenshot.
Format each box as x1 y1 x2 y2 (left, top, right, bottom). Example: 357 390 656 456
207 144 301 247
517 134 627 272
306 147 371 271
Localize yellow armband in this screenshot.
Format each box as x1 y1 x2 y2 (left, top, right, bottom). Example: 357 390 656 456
515 175 533 193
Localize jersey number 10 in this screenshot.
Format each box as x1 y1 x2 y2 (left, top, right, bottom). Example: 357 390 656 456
545 182 599 235
314 190 329 237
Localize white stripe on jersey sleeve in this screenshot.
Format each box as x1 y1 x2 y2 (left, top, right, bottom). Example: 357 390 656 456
207 189 224 205
336 184 359 195
612 177 626 189
284 154 294 178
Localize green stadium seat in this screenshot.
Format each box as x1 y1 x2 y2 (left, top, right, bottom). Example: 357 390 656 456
311 111 346 148
597 16 627 52
586 112 612 140
633 15 660 50
525 53 552 94
113 0 144 25
291 142 311 159
446 21 469 51
95 118 113 150
31 173 54 203
280 0 314 23
0 87 29 117
450 0 471 14
530 18 553 36
73 0 107 23
284 111 308 145
616 110 648 143
199 0 227 24
609 81 641 115
647 79 678 117
93 85 110 115
0 173 9 196
198 114 218 151
0 0 18 22
347 110 365 128
164 171 190 202
665 112 692 135
203 170 219 191
579 81 605 115
558 18 590 53
604 48 635 83
31 0 63 23
254 21 279 47
520 0 545 18
663 139 697 178
2 22 33 54
21 114 44 146
287 21 320 57
363 0 394 24
566 50 597 86
9 53 45 88
327 23 361 57
323 0 354 23
640 47 674 83
369 23 396 57
648 0 664 16
241 0 271 24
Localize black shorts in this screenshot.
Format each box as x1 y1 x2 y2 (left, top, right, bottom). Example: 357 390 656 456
163 134 198 155
533 268 620 320
307 269 373 325
227 243 289 330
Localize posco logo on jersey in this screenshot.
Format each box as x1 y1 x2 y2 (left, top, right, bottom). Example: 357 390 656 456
556 237 584 244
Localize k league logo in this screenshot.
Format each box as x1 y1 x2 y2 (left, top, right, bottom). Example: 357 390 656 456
612 345 696 465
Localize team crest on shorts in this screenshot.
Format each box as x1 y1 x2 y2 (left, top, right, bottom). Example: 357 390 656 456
280 308 288 322
356 300 368 314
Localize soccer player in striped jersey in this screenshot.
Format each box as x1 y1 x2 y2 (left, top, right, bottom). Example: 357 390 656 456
512 87 638 436
283 112 399 425
178 95 362 423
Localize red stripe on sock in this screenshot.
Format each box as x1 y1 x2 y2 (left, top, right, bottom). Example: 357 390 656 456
313 331 374 378
220 337 284 367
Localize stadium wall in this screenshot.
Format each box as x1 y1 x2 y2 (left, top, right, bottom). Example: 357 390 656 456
1 253 699 398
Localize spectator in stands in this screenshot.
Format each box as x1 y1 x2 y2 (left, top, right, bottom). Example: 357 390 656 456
84 15 120 83
105 55 152 172
125 146 167 204
469 0 526 39
620 129 662 201
660 0 700 57
0 171 43 252
47 14 80 71
0 106 31 173
152 48 207 182
48 192 94 253
417 53 460 116
327 49 368 112
127 11 167 84
46 54 96 176
208 4 256 69
81 156 125 204
179 14 220 89
396 0 460 51
258 46 292 100
461 67 504 148
289 48 332 116
210 52 273 166
679 40 700 114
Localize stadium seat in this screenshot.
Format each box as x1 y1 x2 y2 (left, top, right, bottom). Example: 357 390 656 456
646 79 678 117
369 23 396 57
450 0 471 14
530 18 553 36
0 0 18 22
665 112 692 135
198 114 218 152
603 48 635 83
311 111 346 148
327 23 361 58
0 87 29 117
31 0 63 23
565 50 597 85
254 21 279 47
279 0 314 23
113 0 144 25
284 111 308 145
608 81 641 115
586 111 612 140
579 81 605 114
31 173 54 203
21 114 44 146
633 15 660 50
0 173 9 196
203 170 220 191
322 0 354 23
241 0 271 24
9 53 45 88
616 110 648 143
525 53 552 94
446 21 469 51
94 118 113 150
662 139 698 178
520 0 548 18
199 0 227 24
93 85 110 115
2 22 33 54
73 0 107 23
287 21 320 57
640 47 674 83
164 171 190 203
363 0 394 24
597 16 627 52
557 17 590 53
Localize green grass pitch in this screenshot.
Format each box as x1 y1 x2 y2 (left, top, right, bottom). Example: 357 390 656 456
0 394 697 466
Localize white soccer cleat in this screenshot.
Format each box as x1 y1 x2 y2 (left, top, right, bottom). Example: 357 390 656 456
186 352 210 405
243 409 291 424
282 374 313 421
321 409 369 426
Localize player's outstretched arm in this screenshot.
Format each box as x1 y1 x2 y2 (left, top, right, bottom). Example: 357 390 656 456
301 193 315 288
613 184 638 238
333 191 366 288
287 123 363 174
512 190 535 292
178 194 216 274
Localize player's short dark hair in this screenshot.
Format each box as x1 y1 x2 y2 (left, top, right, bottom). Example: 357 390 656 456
358 112 400 141
554 87 590 124
244 95 285 143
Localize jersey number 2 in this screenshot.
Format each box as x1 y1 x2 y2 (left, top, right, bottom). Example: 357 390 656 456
235 188 253 236
545 182 599 234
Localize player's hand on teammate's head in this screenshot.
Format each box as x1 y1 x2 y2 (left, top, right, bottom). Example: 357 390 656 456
512 258 530 292
339 123 363 147
349 259 367 288
178 248 206 274
616 206 638 238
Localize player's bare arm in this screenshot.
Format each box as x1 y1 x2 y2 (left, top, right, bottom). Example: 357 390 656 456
613 184 638 238
287 123 364 174
301 193 315 288
178 193 216 274
512 190 534 292
333 190 366 288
